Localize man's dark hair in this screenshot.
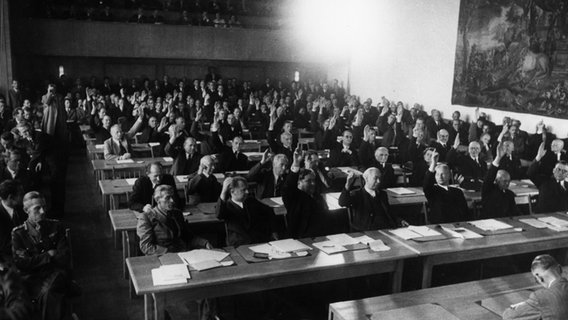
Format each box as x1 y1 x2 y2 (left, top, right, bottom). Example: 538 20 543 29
0 180 23 200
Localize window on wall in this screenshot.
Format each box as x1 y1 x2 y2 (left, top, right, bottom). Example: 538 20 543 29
294 71 300 82
59 66 65 77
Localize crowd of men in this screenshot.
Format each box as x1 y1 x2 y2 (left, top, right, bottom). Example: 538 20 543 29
2 70 568 319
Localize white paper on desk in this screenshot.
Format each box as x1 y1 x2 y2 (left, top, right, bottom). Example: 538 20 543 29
151 264 190 286
178 249 229 265
162 157 173 162
336 167 363 176
538 216 568 231
116 159 134 164
387 187 415 195
312 240 347 254
95 144 104 149
249 243 291 259
389 228 422 240
176 175 189 183
125 178 137 185
519 218 549 229
148 142 160 147
326 233 359 246
469 219 513 231
407 225 442 237
369 240 391 252
352 235 376 245
269 239 312 253
324 194 342 210
441 225 483 239
192 260 222 271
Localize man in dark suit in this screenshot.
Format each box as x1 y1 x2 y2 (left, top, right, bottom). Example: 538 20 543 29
481 143 519 219
423 150 470 224
497 140 524 180
372 147 396 189
528 143 568 213
339 168 407 231
15 122 48 175
328 129 359 167
165 136 201 176
185 155 222 204
282 150 330 238
0 180 25 261
7 80 22 109
539 139 568 177
425 109 449 143
247 151 288 200
503 254 568 320
129 162 181 213
0 150 34 193
219 136 248 173
447 140 487 191
431 129 451 162
358 125 379 169
216 176 274 246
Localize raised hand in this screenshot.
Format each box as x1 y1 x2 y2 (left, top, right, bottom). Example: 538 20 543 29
495 142 504 160
292 146 303 167
536 142 547 161
345 171 356 189
260 148 272 164
430 150 439 164
453 132 460 149
220 177 233 201
363 125 371 142
453 173 465 184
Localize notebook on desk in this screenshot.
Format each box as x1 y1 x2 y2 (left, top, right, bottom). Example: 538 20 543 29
369 304 460 320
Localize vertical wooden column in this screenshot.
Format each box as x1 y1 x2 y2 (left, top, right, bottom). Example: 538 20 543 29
0 0 13 99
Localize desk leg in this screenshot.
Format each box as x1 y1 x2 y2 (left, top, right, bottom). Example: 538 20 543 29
421 257 433 289
144 294 152 320
391 260 404 293
123 230 130 279
153 293 166 320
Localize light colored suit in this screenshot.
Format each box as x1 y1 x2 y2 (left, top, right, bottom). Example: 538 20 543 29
103 137 132 160
503 278 568 320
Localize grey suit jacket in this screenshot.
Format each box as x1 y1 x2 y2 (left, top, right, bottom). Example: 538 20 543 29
503 278 568 320
103 137 132 160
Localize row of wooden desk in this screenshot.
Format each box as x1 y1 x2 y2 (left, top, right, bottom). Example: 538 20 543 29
126 212 568 320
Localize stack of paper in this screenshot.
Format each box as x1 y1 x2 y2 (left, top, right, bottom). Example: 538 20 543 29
537 216 568 231
469 219 513 231
151 264 190 286
440 224 483 239
269 239 312 253
390 226 442 240
519 218 549 229
249 243 292 259
369 240 391 252
387 187 416 195
312 241 347 254
178 249 230 271
116 159 134 164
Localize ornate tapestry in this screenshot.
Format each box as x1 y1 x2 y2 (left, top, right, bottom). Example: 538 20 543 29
452 0 568 119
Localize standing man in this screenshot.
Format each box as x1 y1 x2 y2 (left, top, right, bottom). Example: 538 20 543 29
503 254 568 320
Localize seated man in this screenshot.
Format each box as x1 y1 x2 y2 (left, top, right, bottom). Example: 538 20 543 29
15 121 48 174
302 150 331 194
219 136 249 173
431 129 451 162
528 143 568 213
267 130 294 162
129 162 180 213
165 136 201 176
339 168 407 231
503 254 568 320
186 155 222 204
0 150 34 192
282 149 330 238
447 140 487 191
103 124 133 160
539 139 568 177
247 151 288 199
12 191 79 320
481 143 519 219
358 125 379 169
409 147 435 187
216 177 274 246
328 129 359 167
0 256 32 319
0 180 25 261
423 150 470 223
372 147 397 189
136 185 217 320
497 140 523 180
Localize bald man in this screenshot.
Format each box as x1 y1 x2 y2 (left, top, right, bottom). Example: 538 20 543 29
339 168 406 231
481 143 519 219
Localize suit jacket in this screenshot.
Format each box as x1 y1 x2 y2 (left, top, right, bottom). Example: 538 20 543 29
219 148 249 173
16 130 49 171
186 173 222 203
447 148 488 191
328 143 359 168
432 141 452 163
498 154 524 180
164 142 201 176
0 168 35 193
481 164 519 219
282 171 329 238
528 161 568 213
128 175 180 212
358 140 379 169
137 207 208 256
0 204 26 260
425 118 449 143
539 151 568 177
423 170 470 224
247 162 287 199
216 198 273 246
338 188 398 231
503 278 568 320
103 137 133 160
8 89 22 109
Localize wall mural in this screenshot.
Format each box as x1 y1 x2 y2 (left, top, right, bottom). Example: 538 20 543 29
452 0 568 119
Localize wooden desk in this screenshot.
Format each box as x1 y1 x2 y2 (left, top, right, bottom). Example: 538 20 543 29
109 203 220 279
329 268 568 320
91 157 174 180
87 143 156 160
382 212 568 288
127 230 418 320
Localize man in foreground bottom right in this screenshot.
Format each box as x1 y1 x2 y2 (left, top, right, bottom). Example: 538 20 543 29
503 254 568 320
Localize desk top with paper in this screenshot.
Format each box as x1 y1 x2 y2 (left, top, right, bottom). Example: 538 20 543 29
329 268 568 320
92 157 173 171
382 212 568 256
127 230 417 298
